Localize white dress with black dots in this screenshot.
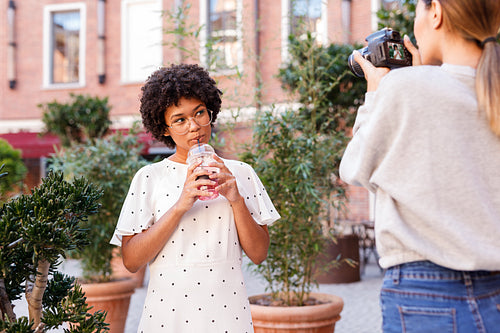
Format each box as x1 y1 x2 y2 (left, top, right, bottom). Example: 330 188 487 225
110 158 280 333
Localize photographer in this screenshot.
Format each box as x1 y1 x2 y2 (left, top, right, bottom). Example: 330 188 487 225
340 0 500 332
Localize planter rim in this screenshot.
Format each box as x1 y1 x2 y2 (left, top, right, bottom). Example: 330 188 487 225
249 292 343 322
80 277 136 296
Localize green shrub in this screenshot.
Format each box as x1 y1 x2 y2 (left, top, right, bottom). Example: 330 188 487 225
377 0 416 40
0 139 27 203
279 33 365 134
39 93 112 147
49 128 150 281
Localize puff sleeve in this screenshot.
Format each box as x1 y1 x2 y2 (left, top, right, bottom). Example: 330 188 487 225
229 160 280 225
110 165 156 246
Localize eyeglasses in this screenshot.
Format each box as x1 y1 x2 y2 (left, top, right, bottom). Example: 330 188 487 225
167 109 213 135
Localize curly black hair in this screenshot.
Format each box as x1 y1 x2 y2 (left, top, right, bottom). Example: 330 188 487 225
139 64 223 148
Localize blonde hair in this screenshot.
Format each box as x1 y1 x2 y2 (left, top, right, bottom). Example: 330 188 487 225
433 0 500 136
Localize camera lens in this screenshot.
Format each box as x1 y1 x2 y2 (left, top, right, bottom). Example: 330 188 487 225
348 53 365 78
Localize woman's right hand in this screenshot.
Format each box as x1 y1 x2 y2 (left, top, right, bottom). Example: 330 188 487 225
354 51 390 92
404 35 422 66
174 161 214 213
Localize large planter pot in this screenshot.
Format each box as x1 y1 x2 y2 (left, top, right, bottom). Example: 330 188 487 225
111 247 147 288
249 292 344 333
316 234 360 284
81 277 136 333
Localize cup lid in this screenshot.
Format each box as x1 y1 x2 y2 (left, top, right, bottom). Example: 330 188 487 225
187 143 215 164
188 143 215 156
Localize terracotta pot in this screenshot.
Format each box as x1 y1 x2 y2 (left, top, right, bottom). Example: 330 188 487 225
111 247 147 288
249 292 344 333
81 277 136 333
315 235 360 284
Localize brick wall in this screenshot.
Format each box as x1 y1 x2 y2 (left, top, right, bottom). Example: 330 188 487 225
0 0 375 220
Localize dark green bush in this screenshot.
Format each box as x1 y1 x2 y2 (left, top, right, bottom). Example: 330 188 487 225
377 0 416 40
39 93 112 147
279 33 366 134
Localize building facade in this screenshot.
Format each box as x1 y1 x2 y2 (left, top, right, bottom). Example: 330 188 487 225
0 0 396 220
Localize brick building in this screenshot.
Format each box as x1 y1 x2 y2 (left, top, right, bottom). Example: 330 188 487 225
0 0 395 221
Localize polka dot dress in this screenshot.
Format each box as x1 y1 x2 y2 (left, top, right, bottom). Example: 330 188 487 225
110 158 280 332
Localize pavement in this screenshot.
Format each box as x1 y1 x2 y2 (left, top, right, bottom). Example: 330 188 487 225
13 256 384 333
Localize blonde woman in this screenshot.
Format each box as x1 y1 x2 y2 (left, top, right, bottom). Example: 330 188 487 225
340 0 500 332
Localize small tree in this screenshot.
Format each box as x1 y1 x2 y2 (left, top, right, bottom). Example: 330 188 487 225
241 32 364 306
38 94 112 147
278 32 365 222
0 171 108 332
0 139 27 203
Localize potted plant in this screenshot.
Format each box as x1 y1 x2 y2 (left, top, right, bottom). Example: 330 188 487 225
49 128 149 333
41 94 149 333
239 32 364 332
241 108 345 332
0 169 109 332
280 32 366 284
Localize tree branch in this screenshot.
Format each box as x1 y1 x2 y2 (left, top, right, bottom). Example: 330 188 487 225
0 278 16 322
26 259 50 330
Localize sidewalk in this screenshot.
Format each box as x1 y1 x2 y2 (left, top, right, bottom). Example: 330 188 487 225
124 258 384 333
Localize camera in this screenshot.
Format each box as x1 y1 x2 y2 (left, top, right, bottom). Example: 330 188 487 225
348 28 412 78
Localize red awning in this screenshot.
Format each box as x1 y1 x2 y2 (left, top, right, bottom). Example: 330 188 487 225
0 132 60 159
0 131 168 159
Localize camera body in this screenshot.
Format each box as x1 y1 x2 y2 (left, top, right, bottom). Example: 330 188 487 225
348 28 412 78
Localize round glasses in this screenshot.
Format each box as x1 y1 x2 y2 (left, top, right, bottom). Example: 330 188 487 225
167 109 213 135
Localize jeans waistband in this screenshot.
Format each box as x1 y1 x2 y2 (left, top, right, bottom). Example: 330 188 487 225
387 261 500 284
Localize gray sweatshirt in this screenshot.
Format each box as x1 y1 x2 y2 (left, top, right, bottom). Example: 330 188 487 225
340 64 500 270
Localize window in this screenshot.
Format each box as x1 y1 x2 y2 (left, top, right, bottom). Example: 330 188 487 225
282 0 327 61
200 0 242 73
121 0 163 83
43 3 86 88
291 0 323 38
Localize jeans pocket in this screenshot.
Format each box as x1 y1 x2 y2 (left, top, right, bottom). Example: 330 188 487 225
399 306 457 333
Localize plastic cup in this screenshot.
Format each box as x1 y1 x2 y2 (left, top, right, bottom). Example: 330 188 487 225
186 143 219 200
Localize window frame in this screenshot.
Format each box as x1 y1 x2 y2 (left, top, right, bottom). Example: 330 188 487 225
121 0 163 84
43 2 86 89
199 0 243 75
281 0 328 62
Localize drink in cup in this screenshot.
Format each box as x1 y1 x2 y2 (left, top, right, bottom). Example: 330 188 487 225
186 143 219 200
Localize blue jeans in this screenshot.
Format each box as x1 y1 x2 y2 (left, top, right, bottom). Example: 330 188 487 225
380 261 500 333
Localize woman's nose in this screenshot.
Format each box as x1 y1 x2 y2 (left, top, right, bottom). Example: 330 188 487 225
188 117 201 130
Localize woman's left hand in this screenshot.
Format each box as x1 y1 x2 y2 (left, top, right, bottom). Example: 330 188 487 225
209 155 241 203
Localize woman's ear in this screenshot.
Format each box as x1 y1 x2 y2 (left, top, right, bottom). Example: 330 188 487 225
431 0 443 30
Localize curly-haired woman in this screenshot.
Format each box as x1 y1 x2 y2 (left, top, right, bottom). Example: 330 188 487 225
110 64 280 332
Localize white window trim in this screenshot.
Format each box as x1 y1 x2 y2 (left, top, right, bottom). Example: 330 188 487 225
121 0 163 84
373 0 382 31
43 2 86 89
199 0 243 75
281 0 290 63
281 0 328 63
